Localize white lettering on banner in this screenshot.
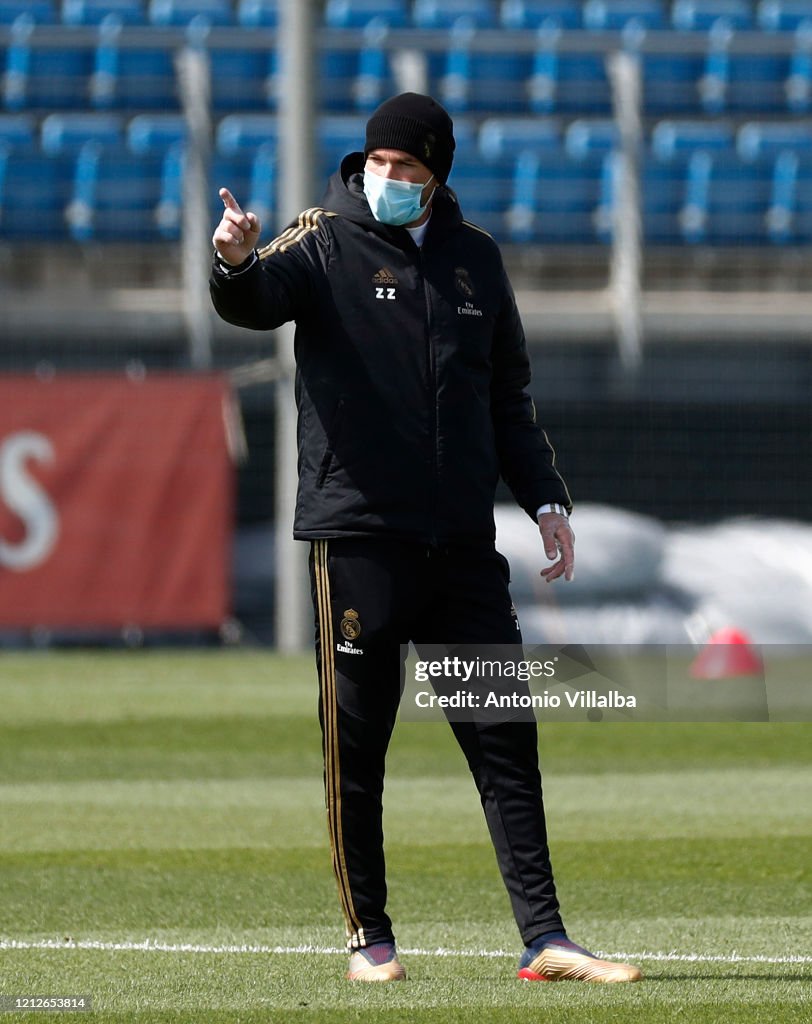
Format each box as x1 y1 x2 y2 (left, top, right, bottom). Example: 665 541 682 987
0 432 59 572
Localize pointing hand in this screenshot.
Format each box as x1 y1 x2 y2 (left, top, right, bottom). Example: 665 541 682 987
212 187 261 266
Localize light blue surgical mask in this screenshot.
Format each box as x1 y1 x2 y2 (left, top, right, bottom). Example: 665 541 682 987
363 171 435 226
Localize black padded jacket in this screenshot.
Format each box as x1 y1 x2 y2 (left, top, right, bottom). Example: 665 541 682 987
210 153 571 545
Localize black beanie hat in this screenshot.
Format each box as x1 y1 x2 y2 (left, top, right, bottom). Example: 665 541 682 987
364 93 455 184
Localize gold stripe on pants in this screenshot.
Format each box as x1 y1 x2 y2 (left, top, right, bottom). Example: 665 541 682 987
313 540 365 948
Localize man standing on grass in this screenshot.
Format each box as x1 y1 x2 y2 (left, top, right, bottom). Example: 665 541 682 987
211 93 641 985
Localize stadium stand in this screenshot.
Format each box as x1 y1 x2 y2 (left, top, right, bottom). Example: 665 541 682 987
1 0 812 249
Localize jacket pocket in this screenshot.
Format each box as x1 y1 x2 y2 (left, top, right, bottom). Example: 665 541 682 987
316 396 344 488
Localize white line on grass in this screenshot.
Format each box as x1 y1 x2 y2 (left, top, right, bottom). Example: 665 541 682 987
1 938 810 965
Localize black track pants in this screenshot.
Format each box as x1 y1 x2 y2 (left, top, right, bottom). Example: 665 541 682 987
309 538 564 949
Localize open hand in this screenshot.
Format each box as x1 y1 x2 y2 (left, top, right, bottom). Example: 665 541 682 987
539 513 575 583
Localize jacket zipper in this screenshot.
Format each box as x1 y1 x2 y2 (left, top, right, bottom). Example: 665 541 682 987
417 249 438 546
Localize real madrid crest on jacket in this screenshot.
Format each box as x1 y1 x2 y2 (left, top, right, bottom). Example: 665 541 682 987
210 152 571 546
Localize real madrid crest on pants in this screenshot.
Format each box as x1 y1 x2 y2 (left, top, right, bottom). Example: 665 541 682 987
340 609 362 642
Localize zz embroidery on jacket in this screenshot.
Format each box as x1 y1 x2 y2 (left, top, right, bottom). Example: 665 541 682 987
372 267 398 300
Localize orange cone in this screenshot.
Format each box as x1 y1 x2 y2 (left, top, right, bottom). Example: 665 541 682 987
689 627 763 679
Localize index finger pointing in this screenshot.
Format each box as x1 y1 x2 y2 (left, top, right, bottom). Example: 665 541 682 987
219 187 243 213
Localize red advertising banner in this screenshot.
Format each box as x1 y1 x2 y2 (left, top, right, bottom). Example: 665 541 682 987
0 374 235 630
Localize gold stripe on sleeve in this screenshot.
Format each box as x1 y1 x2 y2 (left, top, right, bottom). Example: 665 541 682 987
258 208 336 259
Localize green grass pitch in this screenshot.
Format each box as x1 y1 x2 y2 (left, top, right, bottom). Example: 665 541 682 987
0 650 809 1023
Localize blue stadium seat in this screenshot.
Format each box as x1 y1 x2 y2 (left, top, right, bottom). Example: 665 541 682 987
642 52 708 115
353 19 398 112
40 112 123 153
583 0 668 30
566 120 618 240
216 113 278 154
321 10 395 114
738 120 812 161
67 139 169 241
62 0 146 24
209 41 278 111
208 147 277 233
127 113 187 153
500 0 583 28
416 4 500 109
237 0 278 25
672 0 755 29
0 112 36 146
478 117 561 160
152 138 184 237
699 22 789 114
319 47 361 113
413 0 498 28
3 16 95 110
439 18 532 113
680 149 772 243
90 15 178 109
769 149 812 241
509 145 606 242
566 118 619 159
598 132 691 244
245 142 276 231
529 28 612 114
318 115 366 179
758 0 812 30
447 138 513 238
148 0 233 25
210 122 277 233
0 146 73 238
640 152 689 243
325 0 409 27
787 25 812 111
0 2 56 23
650 118 736 161
593 131 692 242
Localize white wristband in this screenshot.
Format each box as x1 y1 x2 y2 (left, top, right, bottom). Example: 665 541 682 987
536 503 569 520
215 250 258 276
